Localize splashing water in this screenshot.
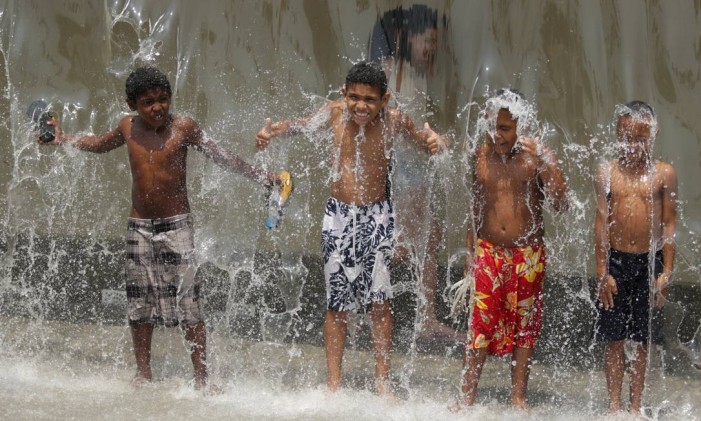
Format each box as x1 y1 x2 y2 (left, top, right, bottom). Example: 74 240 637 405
2 2 701 420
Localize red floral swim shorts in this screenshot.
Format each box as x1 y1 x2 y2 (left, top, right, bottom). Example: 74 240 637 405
465 238 546 356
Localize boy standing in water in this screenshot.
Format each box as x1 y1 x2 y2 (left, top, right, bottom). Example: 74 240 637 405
594 101 677 414
255 61 447 396
456 89 569 409
41 66 279 390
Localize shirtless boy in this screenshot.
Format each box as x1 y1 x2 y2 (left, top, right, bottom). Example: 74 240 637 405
594 101 677 414
255 61 446 395
41 66 278 389
456 89 569 409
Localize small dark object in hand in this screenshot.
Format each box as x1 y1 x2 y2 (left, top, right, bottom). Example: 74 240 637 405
27 100 57 143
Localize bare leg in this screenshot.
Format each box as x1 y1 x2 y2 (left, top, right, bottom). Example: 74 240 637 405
130 323 154 385
511 346 533 409
324 310 348 392
628 342 648 415
418 219 457 338
459 348 489 406
369 301 393 396
183 321 208 389
604 340 625 413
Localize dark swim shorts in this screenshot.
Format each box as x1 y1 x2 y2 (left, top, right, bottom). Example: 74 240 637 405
595 248 664 344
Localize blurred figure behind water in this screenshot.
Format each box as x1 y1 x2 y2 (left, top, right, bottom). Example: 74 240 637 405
368 5 456 340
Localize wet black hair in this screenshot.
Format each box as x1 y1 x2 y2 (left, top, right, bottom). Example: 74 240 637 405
345 61 388 96
620 100 656 119
495 87 526 102
369 5 439 63
125 66 172 103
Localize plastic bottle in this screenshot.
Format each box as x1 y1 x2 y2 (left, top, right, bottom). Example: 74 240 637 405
265 170 293 229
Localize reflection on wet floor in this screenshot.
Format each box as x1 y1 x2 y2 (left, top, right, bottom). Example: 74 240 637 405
2 316 701 419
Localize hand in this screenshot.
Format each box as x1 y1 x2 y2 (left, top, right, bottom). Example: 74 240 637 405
597 274 617 310
422 122 447 155
264 172 279 188
256 118 274 150
518 136 556 167
516 136 538 155
37 118 63 146
654 273 670 308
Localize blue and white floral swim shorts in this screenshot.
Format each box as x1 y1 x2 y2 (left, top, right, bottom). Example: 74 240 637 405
321 197 395 312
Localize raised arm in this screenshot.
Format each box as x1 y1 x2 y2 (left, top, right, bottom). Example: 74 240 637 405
44 119 126 153
594 164 616 310
656 162 678 306
520 137 569 212
186 118 275 186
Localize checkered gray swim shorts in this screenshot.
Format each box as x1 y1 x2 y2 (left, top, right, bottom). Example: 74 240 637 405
125 214 203 327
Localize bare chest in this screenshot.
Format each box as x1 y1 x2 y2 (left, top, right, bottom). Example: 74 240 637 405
334 124 390 167
476 155 539 196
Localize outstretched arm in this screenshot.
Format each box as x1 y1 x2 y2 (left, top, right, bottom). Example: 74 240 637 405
594 165 616 310
43 120 126 153
255 103 333 150
656 163 678 307
187 119 276 186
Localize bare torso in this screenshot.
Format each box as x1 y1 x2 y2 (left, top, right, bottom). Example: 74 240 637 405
606 159 670 253
119 115 192 218
472 144 545 247
327 103 395 205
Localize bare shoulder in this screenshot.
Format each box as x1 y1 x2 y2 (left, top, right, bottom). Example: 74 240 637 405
388 107 409 126
595 160 614 176
171 114 198 131
474 143 489 158
117 114 135 130
327 99 345 114
593 160 615 188
655 160 678 185
470 144 490 171
326 99 345 122
655 159 676 175
171 115 203 142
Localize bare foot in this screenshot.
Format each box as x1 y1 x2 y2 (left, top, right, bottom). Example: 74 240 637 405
203 383 224 396
326 379 342 393
193 375 208 391
375 379 399 403
130 373 152 388
417 319 459 341
449 398 471 413
608 401 623 413
628 404 642 416
511 398 531 411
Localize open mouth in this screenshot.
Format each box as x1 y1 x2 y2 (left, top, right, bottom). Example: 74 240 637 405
353 110 370 123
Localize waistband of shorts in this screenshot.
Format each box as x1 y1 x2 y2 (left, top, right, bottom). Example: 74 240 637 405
610 247 662 261
327 196 391 212
127 214 193 234
477 238 544 252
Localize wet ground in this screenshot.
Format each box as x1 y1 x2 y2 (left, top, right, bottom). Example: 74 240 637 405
1 316 700 420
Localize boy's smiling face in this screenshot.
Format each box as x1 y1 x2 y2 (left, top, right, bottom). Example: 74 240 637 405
342 83 389 127
487 108 519 155
128 87 171 130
